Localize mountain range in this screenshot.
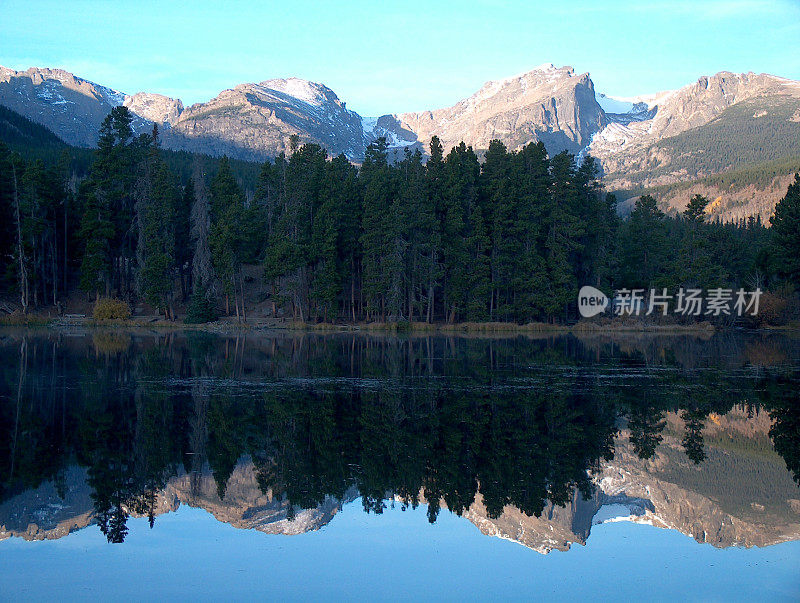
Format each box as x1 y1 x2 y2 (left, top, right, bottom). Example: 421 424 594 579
2 63 800 219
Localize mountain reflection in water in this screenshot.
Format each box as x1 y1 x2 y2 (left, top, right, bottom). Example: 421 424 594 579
0 330 798 553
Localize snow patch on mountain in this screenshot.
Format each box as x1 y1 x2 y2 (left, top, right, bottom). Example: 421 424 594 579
95 85 127 107
767 74 800 90
596 93 635 114
361 116 378 136
362 115 417 148
592 503 650 525
257 78 329 106
34 80 72 106
614 88 678 110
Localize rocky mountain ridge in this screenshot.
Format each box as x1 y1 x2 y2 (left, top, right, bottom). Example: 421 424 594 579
2 63 800 217
161 77 370 160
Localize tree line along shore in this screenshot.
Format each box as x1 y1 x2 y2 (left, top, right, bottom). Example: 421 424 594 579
2 105 800 329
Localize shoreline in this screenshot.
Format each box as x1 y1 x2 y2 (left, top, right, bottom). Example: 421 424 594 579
3 315 795 336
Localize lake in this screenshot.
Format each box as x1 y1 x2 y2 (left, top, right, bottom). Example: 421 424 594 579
1 329 799 601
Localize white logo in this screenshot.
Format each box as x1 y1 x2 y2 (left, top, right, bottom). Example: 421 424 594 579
578 286 609 318
576 287 762 318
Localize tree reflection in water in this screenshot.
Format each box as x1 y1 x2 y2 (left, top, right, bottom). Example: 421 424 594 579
0 331 798 542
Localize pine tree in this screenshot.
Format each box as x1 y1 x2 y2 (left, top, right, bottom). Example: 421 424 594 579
190 162 215 298
673 194 725 288
770 173 800 286
0 144 17 295
617 195 668 289
328 154 362 321
573 155 614 288
137 156 177 318
359 138 394 320
174 177 193 301
515 142 551 320
398 148 437 322
10 157 28 312
481 139 515 320
79 188 114 298
424 136 446 322
185 285 218 324
209 157 247 319
685 194 710 223
263 143 328 321
310 154 360 321
541 151 582 319
441 142 480 323
184 162 219 325
463 203 491 320
79 106 143 299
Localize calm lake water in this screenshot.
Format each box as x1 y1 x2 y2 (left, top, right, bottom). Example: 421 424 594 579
1 329 799 601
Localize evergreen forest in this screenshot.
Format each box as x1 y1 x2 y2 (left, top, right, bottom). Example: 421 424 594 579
2 105 799 325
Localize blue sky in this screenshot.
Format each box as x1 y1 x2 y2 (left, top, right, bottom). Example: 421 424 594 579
2 0 799 115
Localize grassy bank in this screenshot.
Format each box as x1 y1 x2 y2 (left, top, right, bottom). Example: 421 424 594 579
293 318 719 334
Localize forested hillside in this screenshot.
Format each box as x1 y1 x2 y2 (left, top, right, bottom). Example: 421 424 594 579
607 96 800 222
1 105 798 325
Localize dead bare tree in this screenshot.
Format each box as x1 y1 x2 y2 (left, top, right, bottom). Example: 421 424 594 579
190 161 216 298
11 162 28 314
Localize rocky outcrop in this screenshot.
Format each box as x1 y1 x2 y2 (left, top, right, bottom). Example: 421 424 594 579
124 92 184 127
0 466 95 541
461 490 601 554
396 64 604 155
160 461 356 535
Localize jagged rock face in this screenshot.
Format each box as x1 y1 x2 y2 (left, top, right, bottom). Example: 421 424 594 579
163 78 369 161
396 64 604 155
161 461 355 535
462 491 602 554
647 72 795 138
361 114 422 162
0 66 164 145
0 68 372 160
3 63 799 166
